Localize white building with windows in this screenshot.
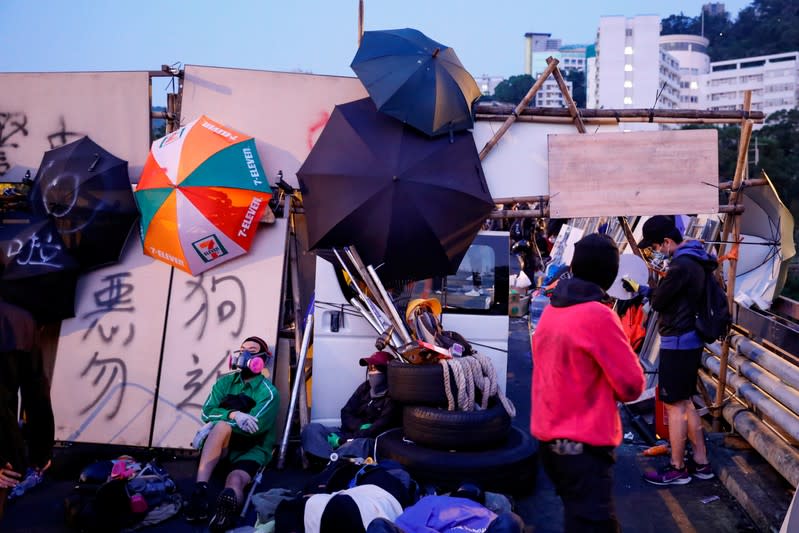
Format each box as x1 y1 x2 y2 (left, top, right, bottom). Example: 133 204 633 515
588 15 680 110
700 51 799 120
659 34 711 109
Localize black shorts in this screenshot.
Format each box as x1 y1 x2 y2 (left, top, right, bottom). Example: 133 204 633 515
658 347 703 403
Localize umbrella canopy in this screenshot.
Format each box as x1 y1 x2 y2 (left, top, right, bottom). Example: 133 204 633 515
135 115 272 275
297 97 494 281
351 28 482 137
0 216 79 321
733 174 795 309
29 136 138 271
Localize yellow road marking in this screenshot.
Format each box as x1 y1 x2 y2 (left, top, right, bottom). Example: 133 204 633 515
658 489 698 533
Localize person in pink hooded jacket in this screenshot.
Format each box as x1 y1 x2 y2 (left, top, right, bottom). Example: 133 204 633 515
532 233 645 533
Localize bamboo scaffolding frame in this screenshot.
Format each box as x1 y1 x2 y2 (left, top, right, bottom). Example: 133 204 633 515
478 58 560 161
713 90 753 429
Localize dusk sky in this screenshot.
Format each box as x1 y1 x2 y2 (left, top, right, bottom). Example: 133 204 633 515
1 0 750 80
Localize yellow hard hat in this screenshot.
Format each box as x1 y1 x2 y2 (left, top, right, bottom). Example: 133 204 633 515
405 297 443 324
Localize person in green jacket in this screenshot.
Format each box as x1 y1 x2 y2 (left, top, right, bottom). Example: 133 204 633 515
184 336 280 532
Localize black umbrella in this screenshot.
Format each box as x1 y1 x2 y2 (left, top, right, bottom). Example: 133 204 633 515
0 216 79 321
297 97 494 281
29 136 138 271
351 28 482 137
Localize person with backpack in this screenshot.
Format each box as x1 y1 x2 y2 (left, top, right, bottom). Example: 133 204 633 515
625 215 721 485
183 335 280 532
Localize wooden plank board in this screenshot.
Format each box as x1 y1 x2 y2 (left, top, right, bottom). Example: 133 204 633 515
548 129 719 218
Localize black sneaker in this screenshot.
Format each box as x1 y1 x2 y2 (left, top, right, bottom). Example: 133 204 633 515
643 463 691 486
686 457 715 480
209 487 239 532
184 483 210 522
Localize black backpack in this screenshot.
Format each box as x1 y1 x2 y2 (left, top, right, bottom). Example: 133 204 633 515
695 269 732 343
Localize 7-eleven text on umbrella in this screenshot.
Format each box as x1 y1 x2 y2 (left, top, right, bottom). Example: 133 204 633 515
239 196 263 238
242 147 263 186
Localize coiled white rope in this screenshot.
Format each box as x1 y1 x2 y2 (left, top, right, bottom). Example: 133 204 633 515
439 353 516 417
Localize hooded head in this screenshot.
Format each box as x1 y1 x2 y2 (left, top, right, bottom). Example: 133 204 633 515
570 233 620 291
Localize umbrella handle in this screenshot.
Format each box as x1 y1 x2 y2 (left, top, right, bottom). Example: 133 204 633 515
88 153 100 172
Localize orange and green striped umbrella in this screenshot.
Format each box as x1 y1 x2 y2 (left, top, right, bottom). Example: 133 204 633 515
135 115 271 275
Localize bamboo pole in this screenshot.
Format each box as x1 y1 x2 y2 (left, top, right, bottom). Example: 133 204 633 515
547 58 586 134
478 58 560 161
487 204 744 219
474 103 766 122
713 90 753 430
357 0 364 46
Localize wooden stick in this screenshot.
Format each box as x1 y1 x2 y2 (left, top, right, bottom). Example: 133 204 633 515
358 0 364 46
487 204 744 219
618 217 643 259
713 90 753 429
548 58 586 134
718 178 768 191
474 103 766 122
478 58 560 161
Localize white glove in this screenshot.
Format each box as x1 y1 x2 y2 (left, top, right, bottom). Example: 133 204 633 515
232 411 259 434
191 421 215 450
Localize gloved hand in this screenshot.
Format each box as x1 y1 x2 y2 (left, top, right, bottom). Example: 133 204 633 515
191 421 215 450
622 276 650 297
326 432 342 449
232 411 259 434
358 423 373 431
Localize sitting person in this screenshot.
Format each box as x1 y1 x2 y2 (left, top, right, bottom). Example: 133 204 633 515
184 336 280 532
301 351 400 463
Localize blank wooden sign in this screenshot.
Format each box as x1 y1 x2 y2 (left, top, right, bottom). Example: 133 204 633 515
548 129 719 218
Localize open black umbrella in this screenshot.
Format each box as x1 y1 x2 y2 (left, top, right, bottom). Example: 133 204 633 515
0 216 79 321
29 136 138 271
351 28 482 137
297 97 494 281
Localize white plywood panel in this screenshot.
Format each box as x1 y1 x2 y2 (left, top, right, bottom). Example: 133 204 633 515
548 129 719 218
151 219 289 449
0 72 150 178
52 237 171 446
180 66 368 189
472 120 619 202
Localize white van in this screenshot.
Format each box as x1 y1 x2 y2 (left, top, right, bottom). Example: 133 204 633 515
310 231 511 427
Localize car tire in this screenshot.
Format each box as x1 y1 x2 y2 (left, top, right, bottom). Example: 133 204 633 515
387 360 452 406
402 402 511 450
375 426 537 493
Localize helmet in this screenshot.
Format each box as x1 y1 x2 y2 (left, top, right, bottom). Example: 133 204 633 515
405 298 442 325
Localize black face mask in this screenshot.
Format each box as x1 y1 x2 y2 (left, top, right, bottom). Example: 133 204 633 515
368 371 388 398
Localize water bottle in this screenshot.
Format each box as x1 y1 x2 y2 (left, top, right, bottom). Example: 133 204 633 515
528 292 550 334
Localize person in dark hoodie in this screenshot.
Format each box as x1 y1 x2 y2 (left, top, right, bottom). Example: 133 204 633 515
301 351 400 463
627 215 718 486
532 233 645 533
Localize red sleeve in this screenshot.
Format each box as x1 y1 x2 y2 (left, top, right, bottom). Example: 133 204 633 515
590 306 646 402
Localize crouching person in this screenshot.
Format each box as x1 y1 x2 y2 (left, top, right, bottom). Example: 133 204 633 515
184 336 280 532
301 351 400 463
532 234 645 533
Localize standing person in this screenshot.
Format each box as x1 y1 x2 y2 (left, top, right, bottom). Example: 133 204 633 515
629 215 717 485
532 233 645 533
184 336 280 532
0 299 54 503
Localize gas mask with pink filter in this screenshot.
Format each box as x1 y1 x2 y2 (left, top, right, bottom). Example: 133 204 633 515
229 349 269 379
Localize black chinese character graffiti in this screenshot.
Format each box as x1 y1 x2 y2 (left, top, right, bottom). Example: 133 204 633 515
177 352 230 412
47 116 82 149
183 273 246 340
0 112 29 176
81 272 136 345
79 351 128 420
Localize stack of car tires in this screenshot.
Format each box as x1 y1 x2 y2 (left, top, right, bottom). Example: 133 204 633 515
378 360 538 493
